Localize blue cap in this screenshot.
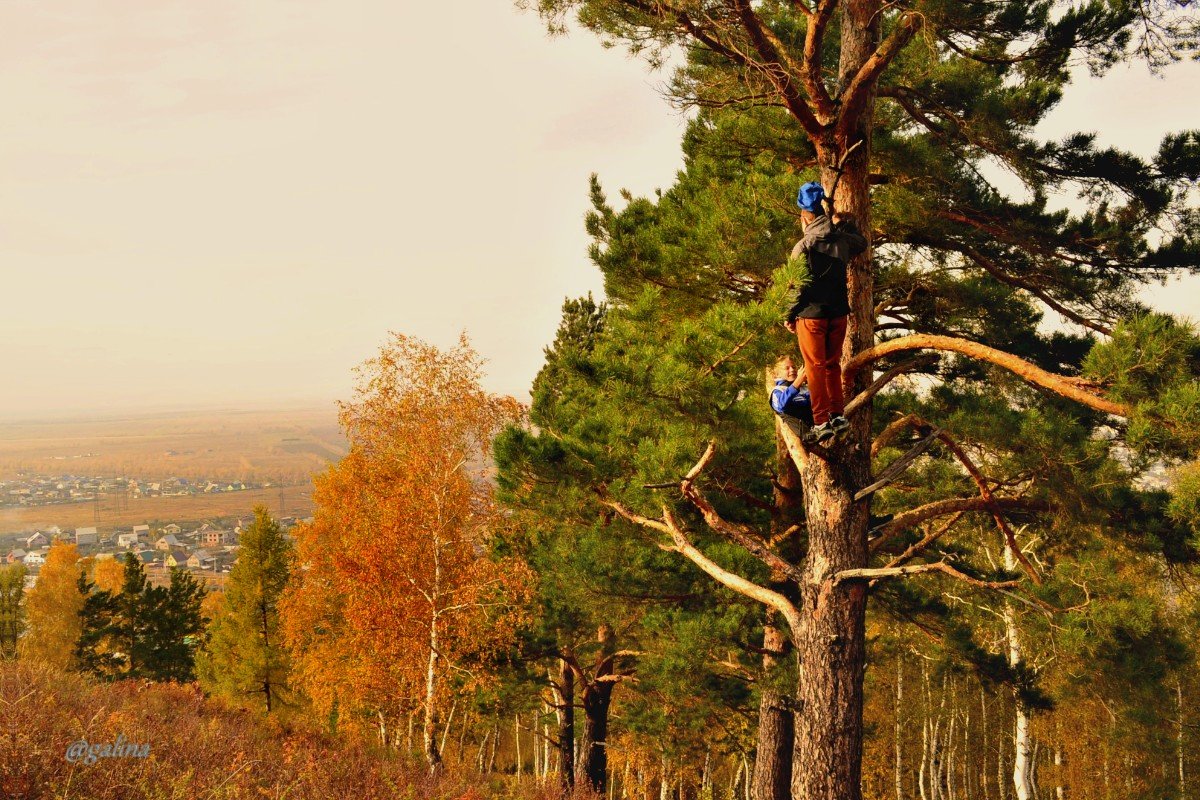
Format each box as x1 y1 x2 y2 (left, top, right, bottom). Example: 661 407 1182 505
796 181 826 213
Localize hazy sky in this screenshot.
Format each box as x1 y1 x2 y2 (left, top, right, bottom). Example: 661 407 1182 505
3 2 1197 419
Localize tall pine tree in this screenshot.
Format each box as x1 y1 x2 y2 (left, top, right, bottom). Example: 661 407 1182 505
198 505 295 712
510 3 1199 796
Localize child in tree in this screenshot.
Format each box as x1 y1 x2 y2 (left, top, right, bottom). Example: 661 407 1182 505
784 181 868 444
769 355 814 435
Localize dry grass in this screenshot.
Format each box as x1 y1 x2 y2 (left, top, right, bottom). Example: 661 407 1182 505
0 661 473 800
0 661 604 800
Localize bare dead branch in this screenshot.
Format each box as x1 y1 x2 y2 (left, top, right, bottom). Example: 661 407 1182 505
843 334 1131 416
606 499 804 636
844 354 940 417
853 426 942 502
834 560 1022 590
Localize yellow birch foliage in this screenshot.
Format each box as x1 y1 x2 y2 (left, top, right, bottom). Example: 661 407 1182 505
19 541 85 668
93 558 125 594
280 333 533 736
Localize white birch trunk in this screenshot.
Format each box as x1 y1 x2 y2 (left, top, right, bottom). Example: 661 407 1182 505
980 687 989 800
895 657 905 800
516 713 524 779
423 617 442 770
1004 544 1033 800
1179 678 1187 800
920 662 931 800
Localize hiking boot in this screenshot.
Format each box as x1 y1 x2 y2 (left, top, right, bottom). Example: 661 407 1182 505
811 421 836 444
830 415 850 436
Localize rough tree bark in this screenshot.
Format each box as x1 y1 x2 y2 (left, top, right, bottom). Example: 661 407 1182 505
752 614 795 800
578 625 618 793
556 656 576 790
754 397 801 800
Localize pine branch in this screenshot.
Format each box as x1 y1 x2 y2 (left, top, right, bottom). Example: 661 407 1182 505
727 0 827 135
802 0 838 120
869 496 1050 553
835 11 923 144
604 498 803 638
843 334 1131 416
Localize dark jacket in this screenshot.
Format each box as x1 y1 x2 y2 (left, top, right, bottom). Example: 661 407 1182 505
769 379 814 426
786 215 868 321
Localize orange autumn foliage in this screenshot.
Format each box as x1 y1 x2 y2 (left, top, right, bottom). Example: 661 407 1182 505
280 333 532 765
93 558 126 594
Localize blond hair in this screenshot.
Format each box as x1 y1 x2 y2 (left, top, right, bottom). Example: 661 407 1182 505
773 355 795 378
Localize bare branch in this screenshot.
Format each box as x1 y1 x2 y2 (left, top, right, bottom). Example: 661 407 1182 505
834 560 1022 590
663 441 808 582
844 354 939 417
882 512 965 571
871 414 1045 585
843 334 1130 416
618 501 805 637
853 426 942 502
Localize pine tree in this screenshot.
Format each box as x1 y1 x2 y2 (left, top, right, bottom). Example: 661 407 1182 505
198 505 295 712
0 563 28 660
76 552 207 681
511 3 1199 796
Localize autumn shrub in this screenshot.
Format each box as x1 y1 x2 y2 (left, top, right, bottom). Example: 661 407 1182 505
0 661 484 800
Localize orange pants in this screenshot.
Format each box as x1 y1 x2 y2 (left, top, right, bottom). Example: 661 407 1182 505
795 316 847 425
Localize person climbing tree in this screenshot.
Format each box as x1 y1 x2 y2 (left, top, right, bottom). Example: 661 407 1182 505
784 181 867 443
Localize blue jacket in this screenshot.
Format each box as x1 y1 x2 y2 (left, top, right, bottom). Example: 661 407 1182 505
770 379 814 425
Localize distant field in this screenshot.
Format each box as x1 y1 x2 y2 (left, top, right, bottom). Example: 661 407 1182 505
0 484 314 536
0 407 345 483
0 406 340 535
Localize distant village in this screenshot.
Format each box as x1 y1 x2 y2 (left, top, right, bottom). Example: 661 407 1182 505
0 473 265 508
3 517 305 593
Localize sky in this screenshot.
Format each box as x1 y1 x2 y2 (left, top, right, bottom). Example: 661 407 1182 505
2 2 1197 420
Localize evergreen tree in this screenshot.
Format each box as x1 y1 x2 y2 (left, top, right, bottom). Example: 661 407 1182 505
198 505 295 712
0 563 28 660
76 552 206 681
510 3 1200 796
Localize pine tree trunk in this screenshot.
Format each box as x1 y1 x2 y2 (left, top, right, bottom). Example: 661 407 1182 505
556 658 576 789
791 4 880 798
580 680 615 792
752 616 794 800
